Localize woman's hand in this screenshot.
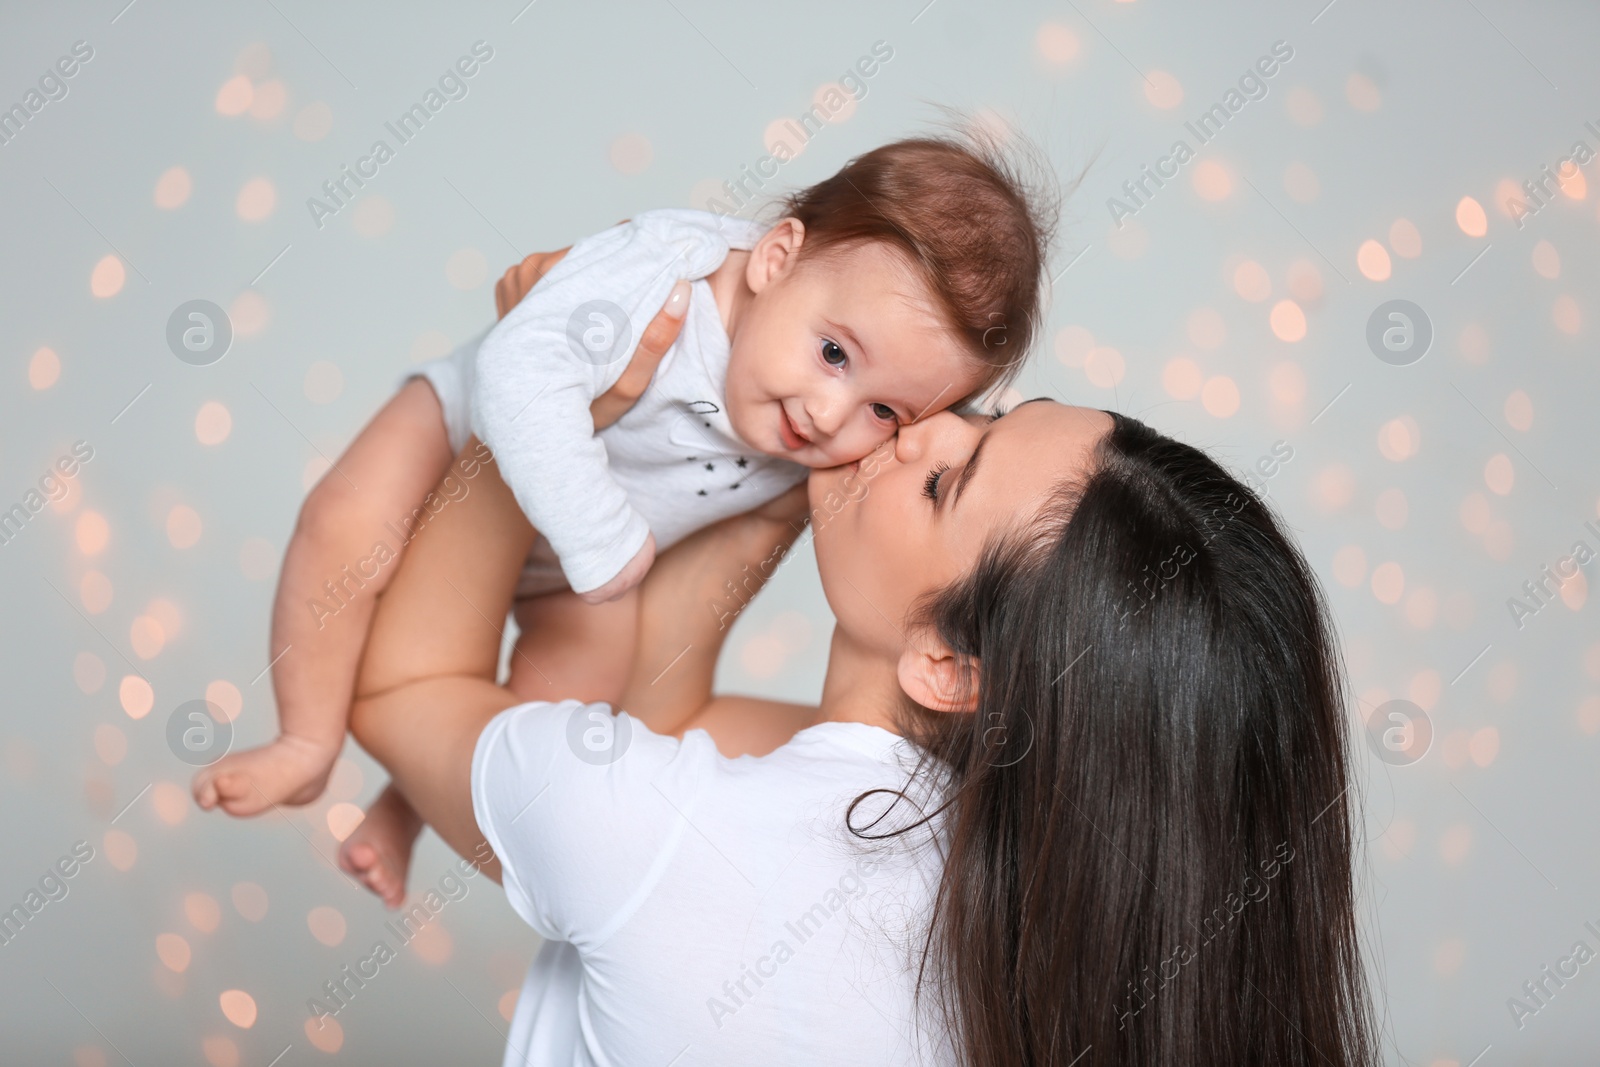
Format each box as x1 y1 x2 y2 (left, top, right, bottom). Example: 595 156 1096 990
494 244 688 431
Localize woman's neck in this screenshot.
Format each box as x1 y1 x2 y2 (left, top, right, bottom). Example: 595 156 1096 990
815 626 908 735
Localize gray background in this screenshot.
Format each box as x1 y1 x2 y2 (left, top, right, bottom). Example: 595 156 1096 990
2 0 1597 1063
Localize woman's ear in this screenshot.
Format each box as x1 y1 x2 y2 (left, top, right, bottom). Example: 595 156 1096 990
896 639 980 714
745 217 805 295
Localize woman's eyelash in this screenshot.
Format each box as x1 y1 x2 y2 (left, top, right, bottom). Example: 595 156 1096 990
923 461 951 502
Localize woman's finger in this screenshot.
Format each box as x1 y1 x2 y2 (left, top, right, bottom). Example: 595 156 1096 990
590 279 691 430
495 248 570 319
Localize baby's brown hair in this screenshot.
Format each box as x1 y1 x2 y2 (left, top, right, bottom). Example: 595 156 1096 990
780 131 1058 399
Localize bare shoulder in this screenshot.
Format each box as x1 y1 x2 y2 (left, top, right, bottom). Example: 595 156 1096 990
676 695 821 758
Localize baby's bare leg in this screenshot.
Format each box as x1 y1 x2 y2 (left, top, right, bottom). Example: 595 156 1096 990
194 379 455 815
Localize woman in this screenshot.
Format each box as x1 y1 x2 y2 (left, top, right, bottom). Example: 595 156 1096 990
348 273 1377 1065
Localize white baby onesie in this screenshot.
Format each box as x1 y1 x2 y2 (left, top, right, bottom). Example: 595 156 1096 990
465 209 806 595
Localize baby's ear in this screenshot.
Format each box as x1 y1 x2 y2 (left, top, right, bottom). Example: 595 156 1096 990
746 218 805 294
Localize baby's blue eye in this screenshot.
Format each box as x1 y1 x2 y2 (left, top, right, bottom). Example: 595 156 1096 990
821 340 846 367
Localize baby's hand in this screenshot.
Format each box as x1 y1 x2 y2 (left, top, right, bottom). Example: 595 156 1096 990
579 533 656 604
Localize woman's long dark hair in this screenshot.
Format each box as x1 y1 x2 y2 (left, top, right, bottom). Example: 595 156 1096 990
856 412 1376 1066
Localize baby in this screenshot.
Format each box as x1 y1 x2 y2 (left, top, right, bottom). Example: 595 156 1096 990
193 135 1051 887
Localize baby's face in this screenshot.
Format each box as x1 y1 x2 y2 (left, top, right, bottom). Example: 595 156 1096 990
724 242 983 468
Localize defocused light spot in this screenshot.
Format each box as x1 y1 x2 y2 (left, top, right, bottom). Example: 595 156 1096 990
1469 726 1500 767
1494 178 1524 218
119 675 153 718
75 651 106 693
29 346 61 389
1191 159 1231 201
235 42 272 79
1375 487 1407 529
239 537 276 581
1311 464 1355 512
76 510 109 555
1269 299 1306 342
1332 545 1366 588
293 101 333 141
1459 492 1491 535
1457 321 1491 365
1503 389 1533 431
80 572 112 614
307 906 347 947
1143 69 1183 109
1484 453 1514 495
231 882 269 922
1036 22 1080 65
1531 239 1560 279
1282 160 1319 203
1356 239 1391 281
1434 937 1467 976
446 248 488 290
1371 561 1404 604
93 723 127 766
303 361 344 405
326 802 365 842
1162 356 1202 400
1559 162 1587 200
186 892 222 933
1487 660 1517 702
248 79 286 121
763 118 806 161
1578 696 1600 735
196 401 232 446
608 132 653 175
215 76 253 117
1552 294 1581 335
1268 361 1305 405
1083 346 1125 388
1561 571 1587 612
1187 307 1225 349
351 195 394 238
1285 86 1323 126
235 178 276 222
1053 325 1094 369
410 921 453 965
1199 376 1239 418
90 255 125 298
230 290 269 337
1409 670 1443 711
1232 260 1271 302
1345 72 1381 111
1377 416 1420 462
1439 823 1472 865
152 781 188 825
206 680 243 722
154 166 192 210
202 1036 239 1067
305 1015 344 1052
498 988 519 1022
1286 259 1323 303
1388 218 1422 259
219 990 257 1029
1455 196 1488 237
812 81 857 124
72 1046 108 1067
1404 587 1437 629
1379 818 1416 861
167 505 202 548
130 616 165 660
1105 217 1149 260
147 598 182 641
103 829 137 870
157 932 191 972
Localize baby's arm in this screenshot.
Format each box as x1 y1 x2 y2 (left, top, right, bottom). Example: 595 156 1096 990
193 380 456 815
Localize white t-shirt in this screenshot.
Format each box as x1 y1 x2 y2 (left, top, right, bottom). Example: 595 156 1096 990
470 699 955 1067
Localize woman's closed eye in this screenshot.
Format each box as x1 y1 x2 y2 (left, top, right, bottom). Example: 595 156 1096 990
923 461 951 503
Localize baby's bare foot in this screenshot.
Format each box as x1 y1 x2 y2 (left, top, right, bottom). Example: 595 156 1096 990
192 734 338 816
338 786 423 909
